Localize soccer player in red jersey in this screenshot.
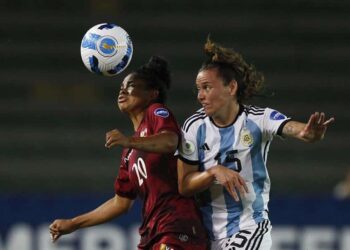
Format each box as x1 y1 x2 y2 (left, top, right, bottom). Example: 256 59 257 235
49 56 208 249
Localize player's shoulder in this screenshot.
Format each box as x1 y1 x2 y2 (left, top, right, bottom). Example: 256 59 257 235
147 103 172 119
243 104 289 122
182 108 207 133
242 104 267 117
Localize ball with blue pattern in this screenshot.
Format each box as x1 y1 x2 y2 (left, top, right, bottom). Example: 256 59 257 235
80 23 133 76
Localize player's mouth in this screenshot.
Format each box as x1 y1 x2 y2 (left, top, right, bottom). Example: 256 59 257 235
201 103 210 109
201 103 213 114
118 96 127 103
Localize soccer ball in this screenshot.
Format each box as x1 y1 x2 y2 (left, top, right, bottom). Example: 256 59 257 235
80 23 133 76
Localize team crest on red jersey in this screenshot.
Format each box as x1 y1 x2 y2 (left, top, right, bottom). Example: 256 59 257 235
140 128 147 137
160 244 174 250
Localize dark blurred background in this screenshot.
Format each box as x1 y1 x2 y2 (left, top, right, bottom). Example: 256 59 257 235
0 0 349 196
1 1 350 250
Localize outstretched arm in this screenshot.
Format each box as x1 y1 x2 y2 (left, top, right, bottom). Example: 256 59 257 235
105 129 178 153
49 194 133 243
282 112 335 142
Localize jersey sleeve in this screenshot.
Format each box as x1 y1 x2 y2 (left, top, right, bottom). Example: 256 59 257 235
177 122 200 165
147 104 180 135
114 162 137 200
263 108 291 140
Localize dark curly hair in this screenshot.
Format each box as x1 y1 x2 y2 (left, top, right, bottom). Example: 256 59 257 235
200 38 265 103
133 56 171 104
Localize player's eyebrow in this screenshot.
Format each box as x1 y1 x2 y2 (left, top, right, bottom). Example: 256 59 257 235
196 82 212 87
126 80 135 86
121 80 135 88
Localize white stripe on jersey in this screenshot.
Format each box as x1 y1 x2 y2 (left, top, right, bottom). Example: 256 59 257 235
211 219 272 250
183 109 206 132
179 105 290 240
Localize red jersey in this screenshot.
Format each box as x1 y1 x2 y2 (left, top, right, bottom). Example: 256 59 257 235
114 103 207 248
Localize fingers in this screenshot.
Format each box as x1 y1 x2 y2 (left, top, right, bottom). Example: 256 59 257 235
305 113 316 130
52 234 60 242
323 117 335 126
106 129 118 140
238 175 249 193
308 112 323 126
301 112 318 135
223 178 248 202
105 129 120 148
49 222 61 243
50 232 61 243
225 179 239 202
233 175 249 201
311 112 334 126
301 112 334 142
317 112 324 124
105 138 116 148
49 222 58 234
106 129 118 137
306 112 334 131
218 169 248 202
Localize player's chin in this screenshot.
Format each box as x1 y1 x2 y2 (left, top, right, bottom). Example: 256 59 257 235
118 103 127 112
203 107 214 116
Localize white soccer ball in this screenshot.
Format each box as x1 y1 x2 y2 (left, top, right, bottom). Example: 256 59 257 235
80 23 133 76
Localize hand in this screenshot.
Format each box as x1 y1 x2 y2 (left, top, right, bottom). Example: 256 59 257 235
299 112 335 142
105 129 130 148
209 165 248 202
49 219 77 243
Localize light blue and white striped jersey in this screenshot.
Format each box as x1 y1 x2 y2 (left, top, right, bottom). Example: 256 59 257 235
178 105 290 240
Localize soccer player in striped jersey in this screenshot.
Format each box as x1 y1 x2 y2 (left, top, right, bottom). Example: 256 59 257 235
177 39 334 250
49 56 208 249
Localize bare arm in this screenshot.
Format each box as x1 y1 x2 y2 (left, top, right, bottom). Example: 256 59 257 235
105 129 178 153
177 159 248 201
177 159 215 196
282 112 335 142
49 194 133 242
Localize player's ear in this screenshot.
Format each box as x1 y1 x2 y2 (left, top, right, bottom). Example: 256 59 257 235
150 89 159 101
228 80 238 96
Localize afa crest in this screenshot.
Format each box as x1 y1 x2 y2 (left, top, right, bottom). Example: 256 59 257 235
240 128 254 147
160 244 174 250
140 128 147 137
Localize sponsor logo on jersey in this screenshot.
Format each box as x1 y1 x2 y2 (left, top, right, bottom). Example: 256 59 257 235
240 128 254 147
178 234 189 242
181 139 196 155
199 143 210 151
154 108 169 118
270 110 286 120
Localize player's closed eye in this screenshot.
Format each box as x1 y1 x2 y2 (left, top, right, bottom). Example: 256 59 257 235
120 83 137 94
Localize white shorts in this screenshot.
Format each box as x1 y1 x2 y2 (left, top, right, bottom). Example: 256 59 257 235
211 219 272 250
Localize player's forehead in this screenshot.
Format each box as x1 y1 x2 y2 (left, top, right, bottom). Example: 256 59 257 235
196 68 221 85
121 73 144 87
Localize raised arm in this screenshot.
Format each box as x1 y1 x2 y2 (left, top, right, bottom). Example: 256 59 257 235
105 129 178 153
282 112 335 142
49 194 133 242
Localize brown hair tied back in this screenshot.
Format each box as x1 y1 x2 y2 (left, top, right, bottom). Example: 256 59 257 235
201 37 265 103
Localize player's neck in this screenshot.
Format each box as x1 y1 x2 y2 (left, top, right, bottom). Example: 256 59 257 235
212 102 240 127
129 111 146 131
